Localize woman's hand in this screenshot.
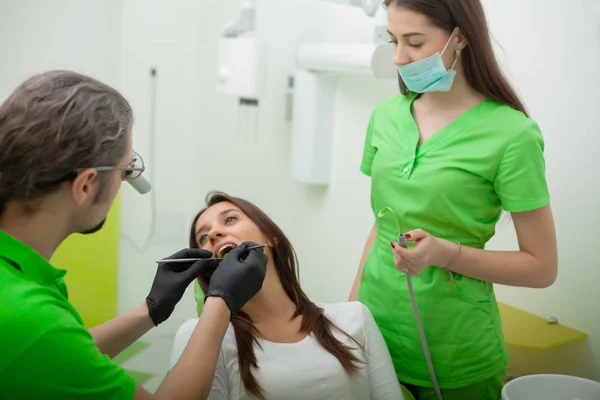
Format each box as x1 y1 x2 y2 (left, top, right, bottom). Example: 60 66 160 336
390 229 451 275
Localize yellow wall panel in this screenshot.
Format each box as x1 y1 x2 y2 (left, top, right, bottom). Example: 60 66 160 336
51 195 121 328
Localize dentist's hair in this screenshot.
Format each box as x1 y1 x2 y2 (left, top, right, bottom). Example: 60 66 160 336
190 192 364 400
0 70 132 215
385 0 528 116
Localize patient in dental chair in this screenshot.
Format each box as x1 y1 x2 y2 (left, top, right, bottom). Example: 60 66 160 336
170 191 405 400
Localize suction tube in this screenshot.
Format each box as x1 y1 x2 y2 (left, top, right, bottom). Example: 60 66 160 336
378 207 444 400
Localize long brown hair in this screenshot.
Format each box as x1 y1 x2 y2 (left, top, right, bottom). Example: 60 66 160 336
190 192 364 399
384 0 529 116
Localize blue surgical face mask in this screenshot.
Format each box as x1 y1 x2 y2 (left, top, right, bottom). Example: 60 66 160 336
396 28 461 93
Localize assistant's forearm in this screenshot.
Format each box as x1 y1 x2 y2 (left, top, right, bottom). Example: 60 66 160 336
155 297 230 400
89 303 155 358
434 239 556 288
349 222 377 301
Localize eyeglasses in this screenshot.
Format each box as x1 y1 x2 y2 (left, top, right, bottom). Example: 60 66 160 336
76 151 146 180
37 151 147 191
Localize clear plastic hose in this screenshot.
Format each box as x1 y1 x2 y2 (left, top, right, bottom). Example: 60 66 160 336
377 207 443 400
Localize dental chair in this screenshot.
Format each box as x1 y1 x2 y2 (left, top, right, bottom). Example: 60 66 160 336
169 318 199 371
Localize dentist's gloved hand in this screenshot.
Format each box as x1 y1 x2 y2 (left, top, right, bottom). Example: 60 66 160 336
146 248 217 326
205 241 267 317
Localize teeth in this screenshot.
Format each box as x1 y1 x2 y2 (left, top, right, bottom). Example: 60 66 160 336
217 243 237 258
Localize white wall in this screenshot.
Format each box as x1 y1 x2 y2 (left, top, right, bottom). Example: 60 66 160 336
116 0 394 339
117 0 600 373
1 0 598 383
0 0 122 98
482 0 600 371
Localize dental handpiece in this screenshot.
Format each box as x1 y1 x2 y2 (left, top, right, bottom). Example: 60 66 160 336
398 234 444 400
397 233 408 248
155 244 266 263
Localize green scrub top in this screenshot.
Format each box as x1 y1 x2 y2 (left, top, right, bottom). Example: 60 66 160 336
358 93 550 389
0 230 136 399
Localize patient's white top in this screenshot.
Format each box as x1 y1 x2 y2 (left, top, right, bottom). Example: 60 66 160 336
170 301 404 400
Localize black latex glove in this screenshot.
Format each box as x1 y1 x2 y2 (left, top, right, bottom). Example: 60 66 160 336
146 248 217 326
205 241 268 317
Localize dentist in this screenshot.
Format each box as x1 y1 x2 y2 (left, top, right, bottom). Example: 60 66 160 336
0 70 267 399
349 0 557 399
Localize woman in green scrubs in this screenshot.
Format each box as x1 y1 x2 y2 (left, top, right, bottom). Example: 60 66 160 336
348 1 558 399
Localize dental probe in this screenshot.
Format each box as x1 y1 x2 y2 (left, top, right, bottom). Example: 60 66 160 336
155 244 266 263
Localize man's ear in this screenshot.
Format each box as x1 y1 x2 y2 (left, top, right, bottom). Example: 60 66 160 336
71 169 97 206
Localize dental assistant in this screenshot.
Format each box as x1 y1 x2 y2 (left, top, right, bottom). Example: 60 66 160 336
0 70 267 400
348 1 557 399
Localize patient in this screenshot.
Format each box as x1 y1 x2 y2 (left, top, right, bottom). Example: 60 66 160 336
171 191 404 400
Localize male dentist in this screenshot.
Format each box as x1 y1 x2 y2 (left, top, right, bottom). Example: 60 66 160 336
0 70 266 399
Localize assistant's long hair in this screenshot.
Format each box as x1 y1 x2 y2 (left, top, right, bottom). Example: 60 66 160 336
385 0 529 116
189 192 364 399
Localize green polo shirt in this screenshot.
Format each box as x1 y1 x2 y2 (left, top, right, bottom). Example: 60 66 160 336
359 93 550 388
0 230 136 399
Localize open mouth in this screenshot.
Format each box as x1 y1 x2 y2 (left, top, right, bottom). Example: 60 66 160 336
216 243 238 259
